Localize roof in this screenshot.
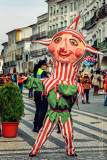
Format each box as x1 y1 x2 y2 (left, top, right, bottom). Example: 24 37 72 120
2 42 8 46
6 26 31 35
37 13 48 18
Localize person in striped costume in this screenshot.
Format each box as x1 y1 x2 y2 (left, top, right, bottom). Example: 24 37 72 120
23 14 103 157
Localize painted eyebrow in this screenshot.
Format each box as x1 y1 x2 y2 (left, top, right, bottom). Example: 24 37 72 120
53 35 62 40
72 35 82 42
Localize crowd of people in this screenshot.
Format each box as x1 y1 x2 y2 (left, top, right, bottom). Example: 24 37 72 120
76 68 107 105
0 64 107 133
0 66 107 102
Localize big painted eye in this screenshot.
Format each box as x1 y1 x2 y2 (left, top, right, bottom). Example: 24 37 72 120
54 36 62 43
69 39 78 46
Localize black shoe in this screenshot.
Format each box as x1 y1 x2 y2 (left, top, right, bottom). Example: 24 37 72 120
57 130 61 134
68 153 77 156
82 100 86 104
32 128 39 132
87 101 90 104
29 152 36 157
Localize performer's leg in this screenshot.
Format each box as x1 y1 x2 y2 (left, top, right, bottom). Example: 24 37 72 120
58 116 75 156
30 116 56 156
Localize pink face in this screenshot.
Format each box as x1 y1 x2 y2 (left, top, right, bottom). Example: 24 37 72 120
48 34 85 63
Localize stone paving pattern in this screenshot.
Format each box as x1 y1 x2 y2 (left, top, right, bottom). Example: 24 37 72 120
0 89 107 160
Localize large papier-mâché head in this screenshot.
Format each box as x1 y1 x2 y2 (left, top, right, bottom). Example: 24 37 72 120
32 15 103 64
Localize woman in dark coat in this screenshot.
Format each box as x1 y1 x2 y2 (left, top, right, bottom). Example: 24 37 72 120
33 60 49 132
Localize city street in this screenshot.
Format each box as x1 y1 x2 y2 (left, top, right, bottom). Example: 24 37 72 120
0 89 107 160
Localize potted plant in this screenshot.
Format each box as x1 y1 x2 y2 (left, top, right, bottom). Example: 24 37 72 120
0 82 24 137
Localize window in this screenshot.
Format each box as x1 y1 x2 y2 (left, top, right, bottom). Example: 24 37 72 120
54 6 56 15
71 3 73 11
12 53 14 61
57 10 59 14
102 29 105 41
38 26 40 33
8 38 11 46
61 22 63 27
0 62 1 66
61 7 63 14
74 2 77 11
64 21 67 27
56 24 58 28
70 19 73 24
53 25 55 29
50 26 52 31
50 7 52 16
41 25 42 32
26 55 28 62
21 47 23 54
65 6 67 13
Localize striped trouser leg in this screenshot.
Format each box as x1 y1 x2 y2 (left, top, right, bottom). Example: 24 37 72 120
58 116 75 155
30 116 56 155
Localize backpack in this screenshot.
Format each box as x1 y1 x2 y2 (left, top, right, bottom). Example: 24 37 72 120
97 76 101 81
12 75 16 82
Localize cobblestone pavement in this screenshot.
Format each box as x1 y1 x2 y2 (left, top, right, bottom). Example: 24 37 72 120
0 89 107 160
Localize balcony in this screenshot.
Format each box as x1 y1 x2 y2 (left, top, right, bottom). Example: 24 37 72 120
31 31 48 40
95 4 107 21
37 18 48 25
91 40 98 49
42 48 47 55
48 29 58 38
10 60 16 66
30 50 37 57
84 15 96 30
30 50 41 57
30 48 48 57
16 54 22 60
58 26 67 32
98 41 107 51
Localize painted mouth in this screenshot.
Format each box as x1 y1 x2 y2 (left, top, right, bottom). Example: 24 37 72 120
58 51 73 59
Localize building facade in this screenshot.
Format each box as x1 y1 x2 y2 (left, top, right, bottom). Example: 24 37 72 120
30 13 52 66
2 27 32 74
0 55 3 74
1 0 107 74
46 0 107 70
2 42 8 74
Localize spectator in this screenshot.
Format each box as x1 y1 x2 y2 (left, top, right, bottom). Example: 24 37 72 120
81 72 92 104
33 60 49 133
11 72 17 84
18 73 23 94
76 73 81 83
7 73 11 83
92 70 101 96
28 70 34 98
99 71 104 89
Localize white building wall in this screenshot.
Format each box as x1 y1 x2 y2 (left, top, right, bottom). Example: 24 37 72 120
0 59 3 74
20 27 32 40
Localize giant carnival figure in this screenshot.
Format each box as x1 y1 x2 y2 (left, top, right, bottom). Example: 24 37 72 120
23 14 103 157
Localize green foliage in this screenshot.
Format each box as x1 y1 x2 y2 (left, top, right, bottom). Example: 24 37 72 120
0 82 24 122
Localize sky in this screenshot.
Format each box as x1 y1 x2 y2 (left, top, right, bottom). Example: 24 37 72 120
0 0 48 53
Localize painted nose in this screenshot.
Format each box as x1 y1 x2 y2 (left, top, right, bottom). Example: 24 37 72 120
59 39 67 52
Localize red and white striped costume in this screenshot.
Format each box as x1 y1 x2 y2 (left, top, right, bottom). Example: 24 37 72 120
30 14 103 157
31 116 75 155
41 57 85 101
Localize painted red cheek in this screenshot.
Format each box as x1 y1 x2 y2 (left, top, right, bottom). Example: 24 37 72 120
75 48 83 57
48 44 55 53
